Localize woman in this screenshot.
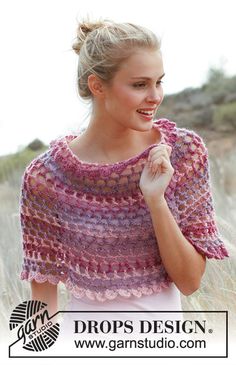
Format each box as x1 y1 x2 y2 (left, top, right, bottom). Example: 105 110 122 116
19 18 229 333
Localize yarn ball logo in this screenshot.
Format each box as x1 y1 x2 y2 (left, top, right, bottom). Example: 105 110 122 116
9 300 60 352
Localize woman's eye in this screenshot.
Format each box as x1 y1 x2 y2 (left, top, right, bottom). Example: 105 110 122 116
133 83 146 88
133 81 163 88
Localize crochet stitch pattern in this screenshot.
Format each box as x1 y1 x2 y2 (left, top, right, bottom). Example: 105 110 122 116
19 119 229 302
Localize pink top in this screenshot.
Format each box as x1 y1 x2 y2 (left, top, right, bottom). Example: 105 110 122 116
19 118 229 302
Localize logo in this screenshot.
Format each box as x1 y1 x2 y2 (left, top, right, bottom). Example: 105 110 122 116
9 300 60 352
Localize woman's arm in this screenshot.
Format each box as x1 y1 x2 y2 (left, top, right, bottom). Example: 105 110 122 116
146 197 206 296
140 143 206 296
31 280 58 321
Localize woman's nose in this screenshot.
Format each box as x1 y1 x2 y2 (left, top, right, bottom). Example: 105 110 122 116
146 89 163 105
146 94 163 105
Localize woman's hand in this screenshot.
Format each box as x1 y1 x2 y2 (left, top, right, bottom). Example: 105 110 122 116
139 144 174 204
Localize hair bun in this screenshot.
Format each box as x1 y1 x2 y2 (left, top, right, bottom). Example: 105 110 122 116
72 17 114 55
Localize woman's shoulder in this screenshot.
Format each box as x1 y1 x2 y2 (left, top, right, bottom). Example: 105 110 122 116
156 118 208 156
21 148 52 190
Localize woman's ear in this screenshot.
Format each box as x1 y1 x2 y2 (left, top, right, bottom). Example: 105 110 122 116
87 74 106 98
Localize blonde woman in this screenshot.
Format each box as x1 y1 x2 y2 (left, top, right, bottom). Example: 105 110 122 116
19 18 229 333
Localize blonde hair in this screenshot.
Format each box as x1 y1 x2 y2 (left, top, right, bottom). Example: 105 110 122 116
72 16 161 101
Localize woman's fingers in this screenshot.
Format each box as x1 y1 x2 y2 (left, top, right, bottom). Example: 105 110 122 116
150 155 169 174
148 150 170 167
148 144 172 162
150 151 169 162
147 145 173 174
166 145 172 157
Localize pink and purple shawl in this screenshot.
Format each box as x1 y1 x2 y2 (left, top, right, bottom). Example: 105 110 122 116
19 119 229 301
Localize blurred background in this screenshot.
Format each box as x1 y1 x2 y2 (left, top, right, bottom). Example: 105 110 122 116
0 0 235 349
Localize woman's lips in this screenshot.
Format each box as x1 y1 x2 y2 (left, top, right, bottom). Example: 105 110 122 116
136 110 154 120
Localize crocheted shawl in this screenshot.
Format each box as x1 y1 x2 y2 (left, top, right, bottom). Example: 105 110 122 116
19 119 229 302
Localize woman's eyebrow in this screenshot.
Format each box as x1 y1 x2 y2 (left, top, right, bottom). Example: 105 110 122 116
130 73 165 80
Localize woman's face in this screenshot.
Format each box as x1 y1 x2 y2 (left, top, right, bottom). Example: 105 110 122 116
102 49 165 131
